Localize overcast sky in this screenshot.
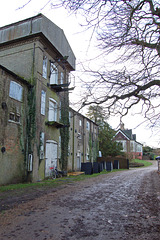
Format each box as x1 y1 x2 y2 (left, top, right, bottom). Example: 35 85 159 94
1 0 160 148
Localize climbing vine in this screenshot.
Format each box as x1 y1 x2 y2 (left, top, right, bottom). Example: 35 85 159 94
89 132 93 162
26 85 36 153
89 132 99 162
60 91 69 171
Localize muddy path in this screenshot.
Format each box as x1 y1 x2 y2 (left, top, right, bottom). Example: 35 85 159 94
0 161 159 240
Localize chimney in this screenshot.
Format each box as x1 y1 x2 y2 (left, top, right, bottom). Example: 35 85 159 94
120 122 125 130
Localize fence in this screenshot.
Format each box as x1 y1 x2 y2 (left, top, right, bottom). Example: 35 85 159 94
81 156 129 175
97 156 129 169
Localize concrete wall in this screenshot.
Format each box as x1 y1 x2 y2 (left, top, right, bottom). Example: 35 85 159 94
0 14 76 70
0 66 28 185
68 108 99 172
0 14 76 183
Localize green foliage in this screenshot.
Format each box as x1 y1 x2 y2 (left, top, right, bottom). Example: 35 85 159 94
131 159 152 167
27 86 36 153
99 122 122 157
86 105 106 125
60 92 69 171
143 146 154 154
87 105 122 157
0 169 126 192
143 145 155 160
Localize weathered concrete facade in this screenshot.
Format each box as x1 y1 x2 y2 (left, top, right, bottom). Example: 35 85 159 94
0 14 75 184
0 65 30 184
68 108 99 171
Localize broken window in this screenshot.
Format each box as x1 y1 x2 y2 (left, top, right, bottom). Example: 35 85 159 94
9 112 20 123
50 62 58 84
41 90 46 115
9 81 23 101
42 56 47 79
9 112 15 121
48 98 57 121
15 114 20 123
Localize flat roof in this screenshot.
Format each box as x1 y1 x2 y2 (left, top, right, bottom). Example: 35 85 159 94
0 14 76 70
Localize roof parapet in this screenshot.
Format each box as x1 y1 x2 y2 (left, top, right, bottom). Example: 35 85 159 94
0 14 76 70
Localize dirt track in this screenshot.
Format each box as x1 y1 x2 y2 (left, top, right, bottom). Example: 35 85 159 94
0 161 159 240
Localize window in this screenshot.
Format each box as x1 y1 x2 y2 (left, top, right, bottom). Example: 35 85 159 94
41 90 46 115
9 112 15 121
59 101 61 120
40 132 45 159
86 121 90 130
50 62 58 84
59 136 61 158
60 72 64 85
79 119 82 126
9 112 20 123
42 56 47 79
48 98 57 121
130 141 134 152
77 133 81 139
15 114 20 123
137 144 142 152
69 111 72 123
9 81 23 101
116 141 127 152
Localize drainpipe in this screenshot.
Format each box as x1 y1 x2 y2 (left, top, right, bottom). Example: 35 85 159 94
72 112 75 171
83 117 85 163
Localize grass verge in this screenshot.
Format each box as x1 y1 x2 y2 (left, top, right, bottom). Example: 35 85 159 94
130 159 152 167
0 169 126 192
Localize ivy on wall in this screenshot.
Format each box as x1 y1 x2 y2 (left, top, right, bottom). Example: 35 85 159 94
60 91 69 171
89 132 99 162
24 85 36 177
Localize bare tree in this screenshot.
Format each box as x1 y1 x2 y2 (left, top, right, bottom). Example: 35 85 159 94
51 0 160 127
19 0 160 127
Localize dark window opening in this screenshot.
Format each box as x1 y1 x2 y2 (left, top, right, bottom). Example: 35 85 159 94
9 113 15 121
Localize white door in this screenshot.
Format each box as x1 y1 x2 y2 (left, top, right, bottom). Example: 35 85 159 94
45 140 58 177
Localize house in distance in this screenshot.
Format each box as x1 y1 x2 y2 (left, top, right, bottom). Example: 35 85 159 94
113 123 143 160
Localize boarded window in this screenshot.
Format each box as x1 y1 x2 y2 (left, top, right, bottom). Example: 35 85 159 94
42 56 47 79
9 81 23 101
41 90 46 115
50 63 58 84
48 98 57 121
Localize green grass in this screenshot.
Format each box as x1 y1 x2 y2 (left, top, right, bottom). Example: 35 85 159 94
0 169 126 192
131 159 152 167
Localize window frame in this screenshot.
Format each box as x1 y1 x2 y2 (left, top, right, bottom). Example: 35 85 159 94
48 98 58 122
41 90 46 115
9 81 23 102
86 121 90 131
42 56 48 79
50 62 58 85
